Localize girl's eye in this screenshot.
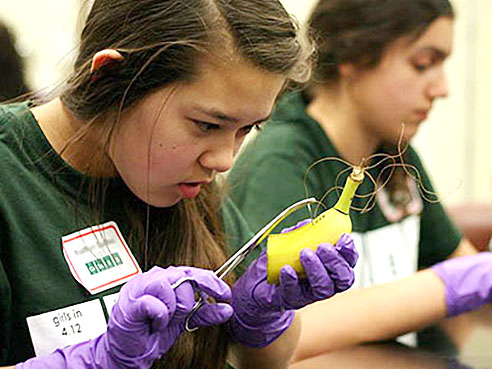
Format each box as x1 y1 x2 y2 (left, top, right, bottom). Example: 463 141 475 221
193 120 220 132
414 64 429 72
240 124 262 135
412 55 437 72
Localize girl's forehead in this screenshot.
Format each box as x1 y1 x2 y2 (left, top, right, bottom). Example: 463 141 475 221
379 17 453 63
405 17 453 55
189 59 285 99
160 60 285 123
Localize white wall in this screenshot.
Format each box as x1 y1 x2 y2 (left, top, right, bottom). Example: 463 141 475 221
0 0 82 91
1 0 489 206
410 0 472 205
402 0 492 206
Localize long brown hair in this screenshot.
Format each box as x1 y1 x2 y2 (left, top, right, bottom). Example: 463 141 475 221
58 0 313 368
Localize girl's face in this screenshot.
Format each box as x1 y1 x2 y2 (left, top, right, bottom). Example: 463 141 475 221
109 59 285 207
348 16 453 144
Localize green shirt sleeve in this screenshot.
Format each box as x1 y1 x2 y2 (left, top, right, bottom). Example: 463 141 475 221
0 257 12 363
0 209 12 364
231 156 311 230
221 196 261 276
228 127 321 236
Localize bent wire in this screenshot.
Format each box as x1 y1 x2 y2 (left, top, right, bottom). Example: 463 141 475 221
171 197 318 332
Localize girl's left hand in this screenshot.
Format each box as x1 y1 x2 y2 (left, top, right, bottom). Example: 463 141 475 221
228 230 358 348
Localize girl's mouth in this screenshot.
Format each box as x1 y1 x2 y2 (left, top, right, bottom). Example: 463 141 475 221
178 183 201 199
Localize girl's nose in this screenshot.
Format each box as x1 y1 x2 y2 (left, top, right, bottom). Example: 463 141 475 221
428 68 449 99
199 141 236 173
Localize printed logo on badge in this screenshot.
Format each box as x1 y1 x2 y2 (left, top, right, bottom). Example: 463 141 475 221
62 221 142 294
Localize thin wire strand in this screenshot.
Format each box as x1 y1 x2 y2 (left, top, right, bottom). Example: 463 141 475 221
302 123 459 217
143 87 179 271
303 156 355 218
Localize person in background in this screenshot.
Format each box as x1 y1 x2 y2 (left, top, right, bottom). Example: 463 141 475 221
0 22 29 102
228 0 492 361
0 1 358 368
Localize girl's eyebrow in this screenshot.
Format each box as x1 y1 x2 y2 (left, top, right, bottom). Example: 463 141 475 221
192 105 271 124
418 46 450 60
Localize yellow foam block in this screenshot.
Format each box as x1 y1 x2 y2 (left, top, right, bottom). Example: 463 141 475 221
266 168 363 284
266 207 351 284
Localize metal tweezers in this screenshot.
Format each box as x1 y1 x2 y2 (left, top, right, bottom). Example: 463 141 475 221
171 197 317 332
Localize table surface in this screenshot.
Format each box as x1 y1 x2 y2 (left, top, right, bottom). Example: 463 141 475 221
289 306 492 369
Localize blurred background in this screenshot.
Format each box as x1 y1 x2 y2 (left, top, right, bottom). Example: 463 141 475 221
0 0 490 207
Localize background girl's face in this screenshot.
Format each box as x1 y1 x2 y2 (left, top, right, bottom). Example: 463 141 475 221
348 16 453 144
109 59 285 207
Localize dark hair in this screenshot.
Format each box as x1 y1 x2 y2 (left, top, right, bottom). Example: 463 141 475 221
57 1 314 368
61 0 312 119
308 0 454 83
0 23 29 102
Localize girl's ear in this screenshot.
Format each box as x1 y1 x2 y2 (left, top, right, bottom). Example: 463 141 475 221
90 49 124 74
338 63 356 79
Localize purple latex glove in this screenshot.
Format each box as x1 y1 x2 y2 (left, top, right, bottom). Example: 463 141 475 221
229 219 358 348
432 252 492 317
16 266 232 369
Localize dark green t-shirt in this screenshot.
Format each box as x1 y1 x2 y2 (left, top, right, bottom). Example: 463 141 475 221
229 92 461 287
0 102 252 365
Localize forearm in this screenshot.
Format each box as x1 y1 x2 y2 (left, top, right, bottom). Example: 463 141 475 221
293 269 447 362
231 313 301 369
290 343 449 369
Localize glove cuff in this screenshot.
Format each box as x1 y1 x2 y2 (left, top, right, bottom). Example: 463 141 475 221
432 263 461 317
15 335 124 369
14 338 100 369
432 262 488 317
228 310 295 348
15 351 68 369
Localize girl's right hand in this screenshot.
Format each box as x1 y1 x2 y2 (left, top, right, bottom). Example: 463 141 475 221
105 266 233 367
16 266 233 369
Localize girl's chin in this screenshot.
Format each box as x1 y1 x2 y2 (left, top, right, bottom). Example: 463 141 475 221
134 192 183 208
152 195 183 208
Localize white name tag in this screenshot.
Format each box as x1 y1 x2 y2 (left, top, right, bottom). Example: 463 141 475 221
103 292 120 317
62 221 142 294
352 215 420 288
27 299 108 357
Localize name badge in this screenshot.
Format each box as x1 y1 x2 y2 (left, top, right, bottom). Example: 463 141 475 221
351 215 420 288
103 292 120 317
27 299 107 356
62 221 142 294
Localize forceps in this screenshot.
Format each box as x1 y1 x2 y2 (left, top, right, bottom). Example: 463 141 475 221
171 197 318 332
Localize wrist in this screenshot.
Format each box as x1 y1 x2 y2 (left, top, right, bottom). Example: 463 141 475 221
228 309 295 348
15 334 128 369
15 351 68 369
14 338 101 369
431 262 461 317
431 255 492 317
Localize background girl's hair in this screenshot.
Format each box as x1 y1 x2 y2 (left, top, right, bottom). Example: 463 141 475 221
57 1 314 368
0 22 29 102
308 0 454 84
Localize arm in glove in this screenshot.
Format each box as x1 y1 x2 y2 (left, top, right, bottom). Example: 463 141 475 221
432 252 492 317
229 219 358 348
16 266 232 369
